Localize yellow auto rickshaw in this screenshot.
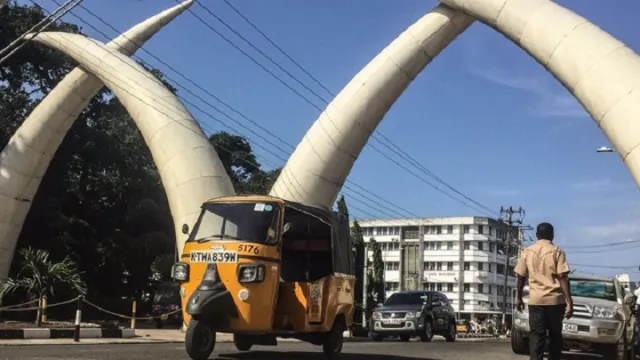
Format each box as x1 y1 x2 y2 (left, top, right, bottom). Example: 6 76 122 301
171 195 355 360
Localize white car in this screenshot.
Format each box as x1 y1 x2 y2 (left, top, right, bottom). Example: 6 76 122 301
512 275 636 360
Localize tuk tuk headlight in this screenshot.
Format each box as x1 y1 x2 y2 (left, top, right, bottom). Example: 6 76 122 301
372 312 381 320
171 262 189 282
238 264 265 283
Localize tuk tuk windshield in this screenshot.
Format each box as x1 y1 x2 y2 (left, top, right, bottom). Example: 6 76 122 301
188 201 280 245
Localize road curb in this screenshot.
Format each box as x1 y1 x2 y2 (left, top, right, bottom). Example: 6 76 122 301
0 328 135 340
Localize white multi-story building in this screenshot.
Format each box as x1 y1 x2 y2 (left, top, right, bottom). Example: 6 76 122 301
358 216 522 321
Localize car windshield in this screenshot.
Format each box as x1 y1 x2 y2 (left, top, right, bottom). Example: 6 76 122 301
153 284 180 304
188 202 280 245
570 279 617 301
384 293 427 306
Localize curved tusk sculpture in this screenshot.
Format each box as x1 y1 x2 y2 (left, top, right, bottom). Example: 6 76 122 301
0 0 195 277
29 32 235 258
269 4 474 208
439 0 640 188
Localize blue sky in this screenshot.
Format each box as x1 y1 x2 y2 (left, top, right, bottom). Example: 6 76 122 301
27 0 640 278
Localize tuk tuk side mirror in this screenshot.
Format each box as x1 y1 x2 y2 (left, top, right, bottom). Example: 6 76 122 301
283 222 293 235
181 223 189 235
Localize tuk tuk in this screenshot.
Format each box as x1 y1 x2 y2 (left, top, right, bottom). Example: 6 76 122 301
171 195 355 360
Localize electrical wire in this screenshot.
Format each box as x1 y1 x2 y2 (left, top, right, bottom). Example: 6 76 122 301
41 0 427 221
0 0 84 65
20 0 426 224
187 0 500 218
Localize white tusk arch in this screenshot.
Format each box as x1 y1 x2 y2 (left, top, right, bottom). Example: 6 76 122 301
0 0 195 278
27 32 235 259
273 0 640 209
270 4 474 207
439 0 640 187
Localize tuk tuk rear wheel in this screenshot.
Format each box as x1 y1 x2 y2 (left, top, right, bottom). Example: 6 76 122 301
323 318 345 359
233 334 253 352
185 319 216 360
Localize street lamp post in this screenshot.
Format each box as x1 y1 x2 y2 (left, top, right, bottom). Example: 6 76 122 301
596 146 615 153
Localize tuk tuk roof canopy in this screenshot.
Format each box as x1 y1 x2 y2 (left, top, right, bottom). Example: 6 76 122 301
205 195 355 276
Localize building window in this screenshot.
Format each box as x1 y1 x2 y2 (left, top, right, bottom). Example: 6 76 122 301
478 241 484 251
436 226 442 234
489 285 493 294
464 262 470 271
489 226 493 235
463 225 470 234
478 225 484 234
464 242 470 250
447 225 453 234
436 262 442 271
437 283 443 291
385 282 399 291
385 262 399 271
478 262 484 271
435 241 442 250
426 262 436 271
478 284 484 294
447 262 453 271
447 283 454 292
489 243 494 252
464 283 470 292
447 241 453 250
393 227 400 235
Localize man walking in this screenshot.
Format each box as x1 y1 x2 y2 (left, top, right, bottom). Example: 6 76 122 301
514 222 572 360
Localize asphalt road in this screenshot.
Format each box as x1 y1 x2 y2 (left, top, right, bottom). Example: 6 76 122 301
0 340 598 360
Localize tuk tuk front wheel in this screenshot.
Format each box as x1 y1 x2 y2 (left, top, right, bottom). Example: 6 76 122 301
323 318 345 359
185 319 216 360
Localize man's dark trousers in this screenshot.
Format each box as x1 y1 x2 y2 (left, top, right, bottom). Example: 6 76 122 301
528 304 565 360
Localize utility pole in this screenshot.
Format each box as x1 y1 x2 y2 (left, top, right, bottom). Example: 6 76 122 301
499 206 525 332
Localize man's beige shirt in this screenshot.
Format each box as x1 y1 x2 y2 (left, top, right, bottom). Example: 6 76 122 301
514 239 570 305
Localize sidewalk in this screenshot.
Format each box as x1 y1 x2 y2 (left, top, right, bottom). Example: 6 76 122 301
0 329 507 346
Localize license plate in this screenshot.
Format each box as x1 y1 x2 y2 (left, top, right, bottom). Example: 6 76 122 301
382 319 402 325
563 323 578 333
190 251 238 263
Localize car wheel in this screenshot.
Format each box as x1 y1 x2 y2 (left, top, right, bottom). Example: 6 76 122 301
419 320 433 342
601 328 627 360
371 334 384 342
399 335 410 342
445 323 456 342
510 326 529 355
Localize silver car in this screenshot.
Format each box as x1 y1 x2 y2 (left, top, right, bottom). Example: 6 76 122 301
511 275 636 360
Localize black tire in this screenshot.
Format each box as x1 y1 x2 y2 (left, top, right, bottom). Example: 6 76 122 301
233 335 252 352
323 317 345 359
399 335 410 342
601 328 628 360
185 319 216 360
419 320 433 342
510 327 529 356
444 322 456 342
371 334 384 342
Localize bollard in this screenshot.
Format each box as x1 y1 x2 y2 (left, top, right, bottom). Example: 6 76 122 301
73 296 83 342
130 300 136 329
41 295 47 324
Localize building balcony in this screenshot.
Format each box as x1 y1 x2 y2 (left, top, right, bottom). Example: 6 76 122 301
423 234 459 241
463 234 490 241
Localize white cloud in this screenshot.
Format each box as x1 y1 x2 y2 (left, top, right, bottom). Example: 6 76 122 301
582 221 640 240
569 178 617 191
466 67 585 118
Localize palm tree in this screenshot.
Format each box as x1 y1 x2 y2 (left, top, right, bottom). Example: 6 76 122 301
0 247 87 326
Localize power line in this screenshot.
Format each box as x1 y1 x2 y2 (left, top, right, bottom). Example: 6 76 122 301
18 0 424 224
44 0 424 221
192 0 500 217
563 239 640 249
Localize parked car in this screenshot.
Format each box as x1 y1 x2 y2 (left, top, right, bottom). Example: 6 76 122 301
512 275 636 360
456 319 471 334
370 290 457 342
151 281 182 328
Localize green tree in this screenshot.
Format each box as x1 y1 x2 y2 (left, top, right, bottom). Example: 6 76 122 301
0 247 86 326
370 238 386 304
351 220 365 321
336 194 349 219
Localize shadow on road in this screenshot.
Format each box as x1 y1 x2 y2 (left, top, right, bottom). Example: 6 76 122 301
217 351 435 360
